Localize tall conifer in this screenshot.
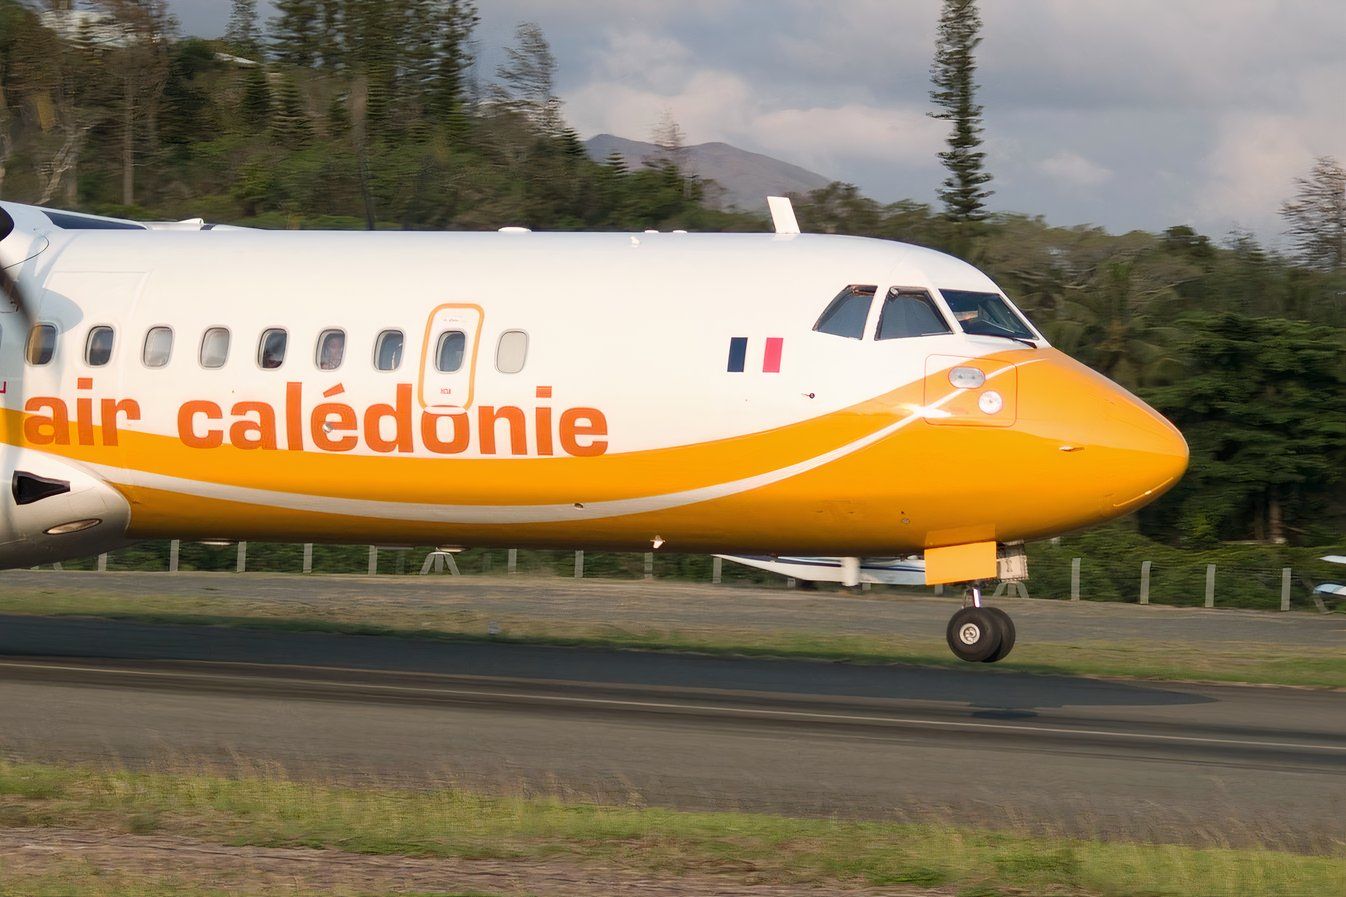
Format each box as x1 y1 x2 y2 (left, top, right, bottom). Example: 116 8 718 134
929 0 992 222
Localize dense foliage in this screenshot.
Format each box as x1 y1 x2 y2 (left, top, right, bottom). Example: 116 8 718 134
2 0 1344 557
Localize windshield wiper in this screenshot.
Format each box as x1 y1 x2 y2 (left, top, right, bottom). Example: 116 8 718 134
968 331 1038 349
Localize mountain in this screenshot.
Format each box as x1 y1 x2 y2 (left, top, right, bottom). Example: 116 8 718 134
584 134 833 212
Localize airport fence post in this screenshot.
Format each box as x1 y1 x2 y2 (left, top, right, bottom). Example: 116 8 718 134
1139 560 1151 605
1204 564 1216 608
1070 557 1081 601
507 549 518 574
934 584 944 596
712 556 722 585
169 539 180 573
236 542 247 573
574 550 584 579
367 546 378 576
1281 567 1292 612
97 553 108 572
302 544 313 574
787 577 797 589
644 552 654 582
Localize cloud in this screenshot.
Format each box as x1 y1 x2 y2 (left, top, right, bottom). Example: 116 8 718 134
163 0 1346 240
1038 152 1111 188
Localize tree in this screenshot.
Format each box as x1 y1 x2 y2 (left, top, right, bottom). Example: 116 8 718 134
929 0 992 222
494 22 560 134
426 0 479 126
270 75 311 146
225 0 259 57
239 62 273 129
94 0 176 207
649 108 686 168
271 0 320 68
1280 156 1346 271
1150 313 1346 545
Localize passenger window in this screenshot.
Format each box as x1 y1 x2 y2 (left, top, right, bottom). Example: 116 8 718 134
85 326 115 367
814 285 876 339
316 329 345 371
199 327 231 368
26 324 57 366
876 288 952 340
374 329 404 371
496 330 528 374
143 327 174 368
258 328 288 369
436 331 466 373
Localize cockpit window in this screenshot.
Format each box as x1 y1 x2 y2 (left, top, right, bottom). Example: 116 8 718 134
941 289 1036 340
876 288 952 340
814 285 876 339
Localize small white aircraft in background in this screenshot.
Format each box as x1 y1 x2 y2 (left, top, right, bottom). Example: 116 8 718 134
718 555 928 587
0 197 1187 662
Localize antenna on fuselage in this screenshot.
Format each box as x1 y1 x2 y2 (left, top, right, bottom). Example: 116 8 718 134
767 196 801 235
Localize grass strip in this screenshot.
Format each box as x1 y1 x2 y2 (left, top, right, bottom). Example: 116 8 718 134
2 587 1344 689
0 760 1342 897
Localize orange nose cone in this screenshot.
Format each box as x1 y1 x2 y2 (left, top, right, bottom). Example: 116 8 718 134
1015 349 1189 531
1099 390 1189 514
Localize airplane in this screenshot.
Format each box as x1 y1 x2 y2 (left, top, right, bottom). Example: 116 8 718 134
0 197 1188 663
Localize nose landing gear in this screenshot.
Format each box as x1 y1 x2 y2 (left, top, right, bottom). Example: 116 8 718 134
945 585 1017 663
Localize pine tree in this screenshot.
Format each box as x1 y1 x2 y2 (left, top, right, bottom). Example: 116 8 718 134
239 63 272 129
316 0 343 71
225 0 260 57
929 0 992 222
427 0 479 124
1280 156 1346 271
270 75 311 146
271 0 320 68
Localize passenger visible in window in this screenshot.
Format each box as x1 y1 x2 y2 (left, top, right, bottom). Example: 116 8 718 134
85 326 115 367
317 329 345 371
814 286 876 339
258 329 288 370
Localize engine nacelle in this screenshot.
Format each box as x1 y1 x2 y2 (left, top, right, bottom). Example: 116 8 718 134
1 447 132 569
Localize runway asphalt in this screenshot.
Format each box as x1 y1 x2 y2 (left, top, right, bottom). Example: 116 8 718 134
0 612 1342 850
6 569 1345 647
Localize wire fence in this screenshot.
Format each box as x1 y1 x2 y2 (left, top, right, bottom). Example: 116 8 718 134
34 538 1346 613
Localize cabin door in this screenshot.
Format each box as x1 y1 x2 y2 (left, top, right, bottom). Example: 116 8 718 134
419 303 484 411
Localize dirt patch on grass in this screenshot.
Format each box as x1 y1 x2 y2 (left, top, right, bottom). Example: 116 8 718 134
0 827 961 896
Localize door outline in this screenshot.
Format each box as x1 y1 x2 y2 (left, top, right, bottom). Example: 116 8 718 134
418 303 485 410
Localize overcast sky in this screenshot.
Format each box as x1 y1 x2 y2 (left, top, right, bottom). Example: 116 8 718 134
172 1 1344 245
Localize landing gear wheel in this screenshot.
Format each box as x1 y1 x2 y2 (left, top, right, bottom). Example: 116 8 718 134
982 607 1016 663
945 606 1004 663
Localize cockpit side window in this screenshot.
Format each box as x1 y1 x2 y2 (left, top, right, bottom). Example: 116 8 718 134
940 289 1036 340
876 288 952 340
814 285 876 339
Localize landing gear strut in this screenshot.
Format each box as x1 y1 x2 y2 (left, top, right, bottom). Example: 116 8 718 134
945 585 1017 663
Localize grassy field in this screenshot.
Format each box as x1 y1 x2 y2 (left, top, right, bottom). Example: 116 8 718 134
0 585 1343 688
0 759 1341 897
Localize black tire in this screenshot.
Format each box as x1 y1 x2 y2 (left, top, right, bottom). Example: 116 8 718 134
982 607 1017 663
946 607 1003 663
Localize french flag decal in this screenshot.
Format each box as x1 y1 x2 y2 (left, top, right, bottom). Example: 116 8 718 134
727 337 784 373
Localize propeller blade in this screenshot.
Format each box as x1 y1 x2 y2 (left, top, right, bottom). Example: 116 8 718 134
0 206 35 324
